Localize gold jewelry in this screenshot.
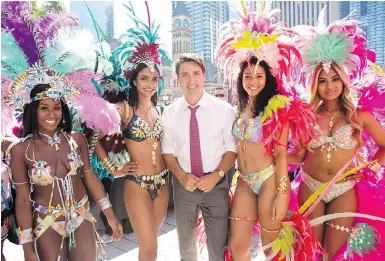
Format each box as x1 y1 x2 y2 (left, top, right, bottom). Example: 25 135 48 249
276 176 289 194
102 158 117 173
16 228 34 244
124 101 130 121
369 161 381 172
139 103 153 125
258 223 282 233
83 168 92 173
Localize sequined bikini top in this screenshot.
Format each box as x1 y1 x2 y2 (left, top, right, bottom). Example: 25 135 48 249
123 113 163 142
232 116 263 144
309 124 357 150
24 132 83 186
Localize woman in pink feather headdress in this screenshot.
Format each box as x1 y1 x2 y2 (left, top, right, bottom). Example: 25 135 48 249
213 2 322 261
289 7 385 261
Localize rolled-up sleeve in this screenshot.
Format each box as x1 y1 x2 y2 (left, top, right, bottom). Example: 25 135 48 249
161 107 175 154
223 105 237 153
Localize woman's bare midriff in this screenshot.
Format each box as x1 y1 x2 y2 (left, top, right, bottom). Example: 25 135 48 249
303 148 356 182
125 139 166 175
237 142 274 174
31 175 87 222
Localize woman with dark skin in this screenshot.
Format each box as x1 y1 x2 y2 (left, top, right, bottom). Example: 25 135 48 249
228 58 290 261
10 84 123 261
95 64 169 261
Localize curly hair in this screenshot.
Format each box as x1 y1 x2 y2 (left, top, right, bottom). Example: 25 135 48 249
309 62 363 148
236 57 279 118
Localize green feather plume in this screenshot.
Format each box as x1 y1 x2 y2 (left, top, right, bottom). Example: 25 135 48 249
1 31 29 78
304 31 352 65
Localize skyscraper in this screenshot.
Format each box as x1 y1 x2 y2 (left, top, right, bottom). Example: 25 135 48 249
345 1 385 64
182 1 229 64
105 4 114 42
273 1 340 27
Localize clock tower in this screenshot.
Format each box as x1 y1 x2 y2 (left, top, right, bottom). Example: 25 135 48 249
172 2 192 60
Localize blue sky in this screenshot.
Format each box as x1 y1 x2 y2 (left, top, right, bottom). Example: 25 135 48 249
68 1 172 54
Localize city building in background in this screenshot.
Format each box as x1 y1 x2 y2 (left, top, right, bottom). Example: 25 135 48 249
105 4 114 42
178 1 229 65
273 1 339 27
172 1 193 61
344 1 385 65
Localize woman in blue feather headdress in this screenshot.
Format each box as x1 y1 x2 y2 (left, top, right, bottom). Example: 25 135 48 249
90 2 172 261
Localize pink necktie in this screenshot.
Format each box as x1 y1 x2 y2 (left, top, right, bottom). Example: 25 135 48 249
189 106 203 177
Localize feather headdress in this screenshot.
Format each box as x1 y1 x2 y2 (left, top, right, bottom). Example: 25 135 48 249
292 7 374 85
215 0 302 95
109 2 171 95
1 2 120 134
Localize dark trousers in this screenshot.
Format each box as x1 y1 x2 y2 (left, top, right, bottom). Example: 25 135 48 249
173 175 229 261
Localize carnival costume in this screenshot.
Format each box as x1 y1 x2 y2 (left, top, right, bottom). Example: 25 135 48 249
289 7 385 260
84 2 171 201
193 2 324 260
1 2 121 259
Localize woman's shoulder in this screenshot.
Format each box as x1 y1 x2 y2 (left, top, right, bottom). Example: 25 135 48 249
116 101 134 122
9 138 28 156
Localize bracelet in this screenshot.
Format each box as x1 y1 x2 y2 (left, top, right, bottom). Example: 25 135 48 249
98 195 112 211
102 158 117 173
369 162 381 173
16 228 34 245
276 176 289 194
258 223 282 234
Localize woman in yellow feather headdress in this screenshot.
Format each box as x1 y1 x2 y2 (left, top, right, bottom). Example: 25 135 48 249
214 1 320 260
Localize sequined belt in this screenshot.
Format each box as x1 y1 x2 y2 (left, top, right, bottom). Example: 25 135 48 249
127 169 169 190
33 194 89 215
300 169 357 203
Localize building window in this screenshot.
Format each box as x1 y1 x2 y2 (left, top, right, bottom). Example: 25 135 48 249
361 25 368 35
360 2 368 16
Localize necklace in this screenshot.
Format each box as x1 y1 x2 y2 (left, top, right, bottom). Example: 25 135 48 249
39 131 61 151
139 104 153 125
322 108 341 131
139 104 158 166
321 108 340 175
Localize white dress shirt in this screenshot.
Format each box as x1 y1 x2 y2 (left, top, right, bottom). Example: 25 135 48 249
162 91 237 173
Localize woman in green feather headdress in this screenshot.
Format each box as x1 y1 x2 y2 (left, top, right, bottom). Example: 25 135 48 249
289 7 385 261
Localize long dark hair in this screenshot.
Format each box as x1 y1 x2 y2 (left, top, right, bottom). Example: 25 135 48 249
128 63 159 108
237 57 278 118
22 84 72 137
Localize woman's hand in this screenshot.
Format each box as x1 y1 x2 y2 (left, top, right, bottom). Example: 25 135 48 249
111 162 140 177
272 193 289 223
107 216 123 241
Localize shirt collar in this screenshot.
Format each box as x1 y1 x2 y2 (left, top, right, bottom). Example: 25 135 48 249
182 91 210 109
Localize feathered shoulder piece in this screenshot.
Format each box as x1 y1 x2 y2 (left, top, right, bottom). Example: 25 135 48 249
214 1 302 96
109 2 171 94
261 94 320 154
292 7 374 82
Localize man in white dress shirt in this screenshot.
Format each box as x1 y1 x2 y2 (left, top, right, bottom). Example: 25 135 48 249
162 53 237 261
